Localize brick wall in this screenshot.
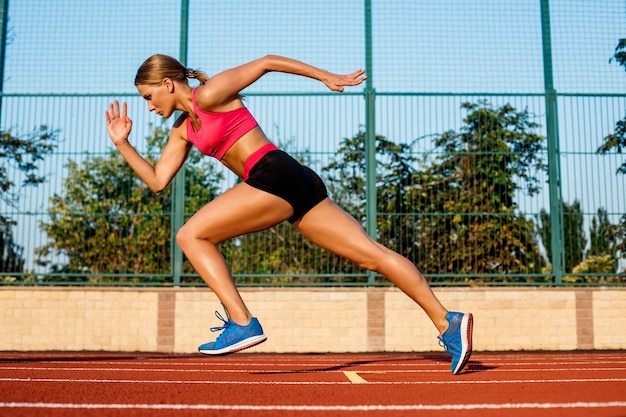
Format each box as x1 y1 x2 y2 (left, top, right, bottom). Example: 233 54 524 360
1 287 624 353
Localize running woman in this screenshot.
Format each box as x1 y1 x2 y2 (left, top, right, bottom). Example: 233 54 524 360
105 54 473 374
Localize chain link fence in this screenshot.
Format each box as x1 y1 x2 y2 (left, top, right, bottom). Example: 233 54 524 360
1 0 625 286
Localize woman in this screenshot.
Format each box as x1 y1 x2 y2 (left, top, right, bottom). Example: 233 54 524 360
105 54 473 374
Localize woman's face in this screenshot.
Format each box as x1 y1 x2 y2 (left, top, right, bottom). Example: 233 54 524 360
137 80 176 118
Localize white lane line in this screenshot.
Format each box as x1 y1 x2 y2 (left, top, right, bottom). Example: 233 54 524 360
1 366 625 373
1 377 625 385
343 371 368 383
0 401 625 411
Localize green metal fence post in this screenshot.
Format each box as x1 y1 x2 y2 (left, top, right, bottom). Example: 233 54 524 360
540 0 564 284
170 0 190 286
0 0 9 127
364 0 377 285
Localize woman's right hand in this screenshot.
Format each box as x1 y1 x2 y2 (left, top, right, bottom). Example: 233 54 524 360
322 69 367 93
105 100 133 146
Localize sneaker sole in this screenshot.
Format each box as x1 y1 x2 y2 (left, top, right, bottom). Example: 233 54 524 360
198 335 267 356
452 313 473 375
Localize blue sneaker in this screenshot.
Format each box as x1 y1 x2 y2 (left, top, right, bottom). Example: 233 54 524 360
438 311 473 374
198 306 267 355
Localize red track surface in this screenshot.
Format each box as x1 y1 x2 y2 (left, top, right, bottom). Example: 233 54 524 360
1 351 625 417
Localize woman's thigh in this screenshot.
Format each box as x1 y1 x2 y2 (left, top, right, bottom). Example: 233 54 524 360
180 182 294 244
293 198 388 268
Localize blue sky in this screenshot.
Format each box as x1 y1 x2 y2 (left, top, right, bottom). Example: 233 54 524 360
5 0 625 95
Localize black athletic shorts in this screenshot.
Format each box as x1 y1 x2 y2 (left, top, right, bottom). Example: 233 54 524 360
244 150 328 223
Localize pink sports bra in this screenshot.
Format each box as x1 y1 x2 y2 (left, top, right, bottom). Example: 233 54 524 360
186 88 259 160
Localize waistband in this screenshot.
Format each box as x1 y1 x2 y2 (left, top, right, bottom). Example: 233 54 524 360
243 143 280 180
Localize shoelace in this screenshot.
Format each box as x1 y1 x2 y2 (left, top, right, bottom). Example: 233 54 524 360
210 307 232 342
437 336 448 351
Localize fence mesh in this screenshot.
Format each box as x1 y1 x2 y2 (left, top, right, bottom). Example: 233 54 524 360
1 0 624 285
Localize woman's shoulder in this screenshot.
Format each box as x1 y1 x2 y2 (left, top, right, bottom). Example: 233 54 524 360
192 83 244 112
191 84 215 108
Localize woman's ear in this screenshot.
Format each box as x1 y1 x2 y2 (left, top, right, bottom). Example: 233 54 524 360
162 78 174 93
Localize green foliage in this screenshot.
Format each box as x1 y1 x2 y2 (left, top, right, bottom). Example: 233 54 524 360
597 117 626 175
0 126 58 274
568 255 623 284
30 98 624 284
36 152 168 278
538 200 587 273
609 38 626 69
322 101 548 282
321 130 424 282
596 39 626 258
539 205 623 279
416 101 546 279
0 217 24 274
588 207 618 258
615 214 626 268
324 130 426 264
36 121 222 282
0 126 58 200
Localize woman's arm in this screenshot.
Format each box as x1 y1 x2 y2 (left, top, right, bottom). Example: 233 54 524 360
105 100 191 193
195 55 367 109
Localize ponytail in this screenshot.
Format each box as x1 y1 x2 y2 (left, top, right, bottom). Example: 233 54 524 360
135 54 209 86
184 68 209 84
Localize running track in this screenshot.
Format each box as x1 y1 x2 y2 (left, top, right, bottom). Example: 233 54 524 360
0 351 625 417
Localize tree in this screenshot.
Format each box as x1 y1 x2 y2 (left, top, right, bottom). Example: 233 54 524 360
0 126 58 273
324 130 426 265
539 205 623 281
572 207 621 283
588 207 617 258
572 254 618 282
417 101 546 279
36 121 222 282
596 38 626 174
322 102 547 282
0 218 24 273
538 200 587 273
598 38 626 175
596 38 626 261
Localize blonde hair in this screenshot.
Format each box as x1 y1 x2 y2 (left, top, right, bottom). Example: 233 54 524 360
134 54 209 86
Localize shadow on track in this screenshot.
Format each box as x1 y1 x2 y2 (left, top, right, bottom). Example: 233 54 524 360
248 353 497 375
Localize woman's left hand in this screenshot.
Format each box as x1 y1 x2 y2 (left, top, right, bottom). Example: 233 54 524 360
105 100 133 147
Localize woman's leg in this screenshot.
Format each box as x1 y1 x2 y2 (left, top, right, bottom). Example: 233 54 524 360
176 182 294 325
294 198 449 334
